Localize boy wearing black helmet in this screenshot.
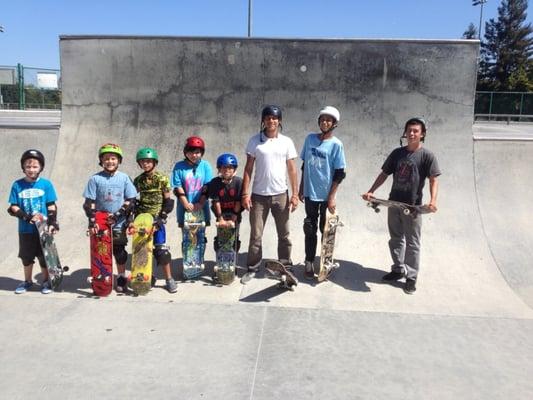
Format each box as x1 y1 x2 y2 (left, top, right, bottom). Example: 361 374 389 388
362 117 440 294
241 105 299 281
8 149 59 294
133 147 177 293
299 106 347 280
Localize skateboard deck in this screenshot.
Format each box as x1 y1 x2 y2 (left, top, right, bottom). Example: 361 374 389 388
88 211 113 296
318 209 343 282
213 219 237 285
129 213 154 295
182 210 206 280
35 215 68 291
265 259 298 290
367 197 431 217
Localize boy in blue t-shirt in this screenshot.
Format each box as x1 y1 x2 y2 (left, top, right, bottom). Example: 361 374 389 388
83 143 138 293
8 150 59 294
171 136 213 260
298 106 347 280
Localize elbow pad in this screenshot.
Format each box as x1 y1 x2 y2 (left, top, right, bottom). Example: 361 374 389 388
332 169 346 184
162 197 175 214
83 199 96 219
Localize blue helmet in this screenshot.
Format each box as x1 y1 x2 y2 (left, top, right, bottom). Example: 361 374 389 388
217 153 238 168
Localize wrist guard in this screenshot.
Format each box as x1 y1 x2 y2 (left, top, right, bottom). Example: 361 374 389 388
8 207 32 222
47 209 59 231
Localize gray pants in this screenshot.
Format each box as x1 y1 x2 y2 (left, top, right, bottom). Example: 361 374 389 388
246 192 292 269
387 207 422 280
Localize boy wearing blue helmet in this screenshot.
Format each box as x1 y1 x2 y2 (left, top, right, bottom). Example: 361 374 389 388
209 153 243 249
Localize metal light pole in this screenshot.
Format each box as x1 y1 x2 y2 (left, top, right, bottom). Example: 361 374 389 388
247 0 252 37
473 0 488 39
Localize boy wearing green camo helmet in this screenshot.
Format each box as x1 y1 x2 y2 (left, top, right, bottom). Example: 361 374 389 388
133 147 177 293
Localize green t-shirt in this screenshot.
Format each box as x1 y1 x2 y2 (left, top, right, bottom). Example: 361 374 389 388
133 171 171 216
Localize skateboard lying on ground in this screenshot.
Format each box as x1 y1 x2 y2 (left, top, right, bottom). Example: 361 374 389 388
35 215 69 291
128 213 154 295
213 218 237 285
182 210 206 280
367 197 431 217
317 209 343 282
87 211 113 296
265 259 298 290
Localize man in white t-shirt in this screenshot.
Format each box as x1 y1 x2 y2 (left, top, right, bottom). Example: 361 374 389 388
241 105 299 282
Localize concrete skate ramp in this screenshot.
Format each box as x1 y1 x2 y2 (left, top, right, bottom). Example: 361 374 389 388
19 36 527 317
474 139 533 308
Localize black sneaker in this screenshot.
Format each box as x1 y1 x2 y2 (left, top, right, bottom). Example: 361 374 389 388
403 279 416 294
382 271 404 282
116 275 128 293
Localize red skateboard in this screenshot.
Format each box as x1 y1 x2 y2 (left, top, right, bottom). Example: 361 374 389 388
88 211 113 296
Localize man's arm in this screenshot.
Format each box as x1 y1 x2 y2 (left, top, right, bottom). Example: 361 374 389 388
427 175 439 212
361 171 388 201
287 158 298 212
241 154 255 211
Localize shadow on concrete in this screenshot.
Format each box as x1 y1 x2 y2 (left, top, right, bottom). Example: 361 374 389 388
0 276 22 293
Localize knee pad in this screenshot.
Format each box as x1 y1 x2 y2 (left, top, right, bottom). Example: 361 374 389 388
303 218 317 236
113 245 128 265
154 245 171 265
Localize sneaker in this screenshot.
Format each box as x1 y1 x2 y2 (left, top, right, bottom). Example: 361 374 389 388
151 275 157 287
240 270 256 284
304 261 315 280
403 279 417 295
15 281 33 294
116 275 128 293
382 271 404 282
165 278 177 293
41 281 52 294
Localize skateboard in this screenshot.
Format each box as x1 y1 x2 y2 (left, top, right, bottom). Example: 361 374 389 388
87 211 113 296
367 197 431 217
35 215 69 291
317 209 343 282
265 259 298 290
128 213 154 295
213 218 237 285
182 210 206 280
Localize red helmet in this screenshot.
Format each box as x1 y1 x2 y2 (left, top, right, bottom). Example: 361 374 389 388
184 136 205 155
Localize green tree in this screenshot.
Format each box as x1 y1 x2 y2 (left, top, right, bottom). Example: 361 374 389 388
463 23 478 39
479 0 533 90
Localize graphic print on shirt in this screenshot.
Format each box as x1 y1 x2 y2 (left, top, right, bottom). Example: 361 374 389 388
392 157 420 202
19 188 46 215
309 147 326 170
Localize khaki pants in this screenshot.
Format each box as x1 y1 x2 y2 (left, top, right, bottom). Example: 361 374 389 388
246 192 292 269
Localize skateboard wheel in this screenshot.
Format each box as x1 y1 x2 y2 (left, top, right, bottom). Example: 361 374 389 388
87 276 93 283
104 276 111 283
403 209 411 215
63 266 69 272
213 266 218 273
280 274 287 283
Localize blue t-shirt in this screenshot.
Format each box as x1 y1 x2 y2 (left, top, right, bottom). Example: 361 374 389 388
83 171 137 229
171 159 213 225
9 177 58 233
300 133 346 202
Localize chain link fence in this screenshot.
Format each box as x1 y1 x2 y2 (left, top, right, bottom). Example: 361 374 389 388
475 91 533 122
0 64 61 110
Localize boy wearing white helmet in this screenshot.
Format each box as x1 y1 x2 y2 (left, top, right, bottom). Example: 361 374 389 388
298 106 346 280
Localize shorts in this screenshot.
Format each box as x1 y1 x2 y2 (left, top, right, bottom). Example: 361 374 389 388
18 232 45 268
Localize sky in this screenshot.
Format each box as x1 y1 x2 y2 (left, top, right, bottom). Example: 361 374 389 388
1 0 532 70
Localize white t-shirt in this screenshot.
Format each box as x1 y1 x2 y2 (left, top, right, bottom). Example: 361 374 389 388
245 131 298 196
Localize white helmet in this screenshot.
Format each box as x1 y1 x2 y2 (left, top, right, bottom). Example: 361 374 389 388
318 106 340 123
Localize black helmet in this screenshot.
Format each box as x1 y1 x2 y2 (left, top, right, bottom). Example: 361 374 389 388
21 149 45 171
261 105 282 121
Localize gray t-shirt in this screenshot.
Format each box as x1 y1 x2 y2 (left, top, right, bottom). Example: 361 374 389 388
382 146 441 205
